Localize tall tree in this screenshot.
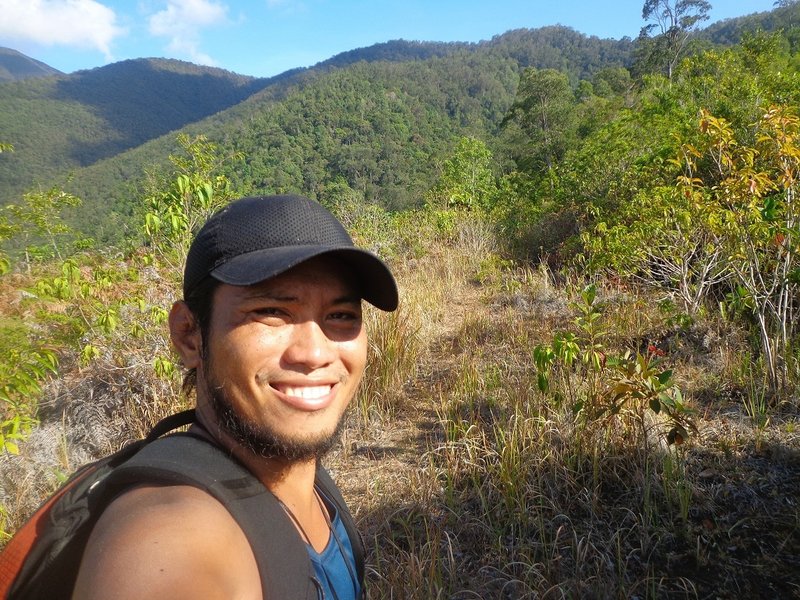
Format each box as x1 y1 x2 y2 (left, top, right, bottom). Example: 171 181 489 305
640 0 712 80
502 68 577 185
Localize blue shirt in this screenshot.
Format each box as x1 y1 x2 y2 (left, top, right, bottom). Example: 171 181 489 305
307 490 361 600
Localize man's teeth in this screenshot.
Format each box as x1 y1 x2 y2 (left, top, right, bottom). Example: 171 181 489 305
282 385 331 399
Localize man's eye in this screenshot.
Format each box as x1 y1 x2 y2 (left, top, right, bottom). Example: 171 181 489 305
254 307 283 317
330 311 360 321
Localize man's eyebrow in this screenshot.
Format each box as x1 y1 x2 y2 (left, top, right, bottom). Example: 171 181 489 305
238 288 296 302
239 290 362 305
332 294 363 306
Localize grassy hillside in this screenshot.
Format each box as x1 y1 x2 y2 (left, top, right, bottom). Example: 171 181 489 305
1 207 797 598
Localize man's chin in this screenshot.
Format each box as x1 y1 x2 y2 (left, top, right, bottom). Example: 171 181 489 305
209 386 343 461
242 428 342 461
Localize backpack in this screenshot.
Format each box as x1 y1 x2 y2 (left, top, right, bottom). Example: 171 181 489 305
0 409 365 599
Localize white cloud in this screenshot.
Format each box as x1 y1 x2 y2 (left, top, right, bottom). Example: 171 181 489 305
0 0 125 58
147 0 228 66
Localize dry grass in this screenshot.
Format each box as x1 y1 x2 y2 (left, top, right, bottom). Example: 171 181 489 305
329 215 800 599
2 210 800 598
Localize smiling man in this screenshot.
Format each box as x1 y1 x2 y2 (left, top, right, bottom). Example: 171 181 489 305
72 195 398 600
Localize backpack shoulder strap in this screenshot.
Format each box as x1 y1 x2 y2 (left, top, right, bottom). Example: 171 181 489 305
144 408 197 441
102 434 317 600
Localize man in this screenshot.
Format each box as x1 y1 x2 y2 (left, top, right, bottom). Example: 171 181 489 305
71 194 398 599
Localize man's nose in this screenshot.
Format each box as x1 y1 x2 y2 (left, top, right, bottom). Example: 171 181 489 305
282 320 336 369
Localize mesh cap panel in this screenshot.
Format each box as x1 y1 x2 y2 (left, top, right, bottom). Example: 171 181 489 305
183 195 397 311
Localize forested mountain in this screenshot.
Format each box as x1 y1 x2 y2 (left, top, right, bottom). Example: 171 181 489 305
485 26 634 80
0 47 61 82
0 27 632 232
59 51 518 240
700 1 800 44
315 39 474 69
1 4 794 243
0 59 272 206
21 27 631 242
277 27 633 82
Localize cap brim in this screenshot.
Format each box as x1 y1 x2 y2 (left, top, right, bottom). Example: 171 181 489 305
210 245 399 311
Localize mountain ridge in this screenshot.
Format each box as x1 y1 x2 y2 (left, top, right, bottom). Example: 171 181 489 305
0 4 794 242
0 27 632 212
0 47 62 82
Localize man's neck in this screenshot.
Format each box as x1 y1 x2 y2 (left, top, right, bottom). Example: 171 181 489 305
191 407 330 551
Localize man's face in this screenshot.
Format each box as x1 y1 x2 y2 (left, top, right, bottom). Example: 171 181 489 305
197 256 367 461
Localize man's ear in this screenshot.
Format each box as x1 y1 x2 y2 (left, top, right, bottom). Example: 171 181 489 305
169 301 202 369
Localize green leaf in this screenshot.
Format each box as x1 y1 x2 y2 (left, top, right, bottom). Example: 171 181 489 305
673 388 684 407
760 196 778 221
537 372 549 393
581 284 597 307
649 397 661 414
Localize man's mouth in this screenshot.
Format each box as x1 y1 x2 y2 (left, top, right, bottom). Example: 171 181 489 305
279 385 333 400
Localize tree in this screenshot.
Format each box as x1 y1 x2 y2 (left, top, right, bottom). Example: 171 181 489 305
0 142 14 274
583 184 730 315
425 137 497 212
503 68 577 186
143 134 237 270
640 0 712 80
6 186 82 268
679 107 800 393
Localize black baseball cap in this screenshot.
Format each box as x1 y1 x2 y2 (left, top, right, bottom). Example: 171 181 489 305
183 195 398 311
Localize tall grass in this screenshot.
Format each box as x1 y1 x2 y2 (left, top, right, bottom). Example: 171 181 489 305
2 206 798 597
355 304 421 423
356 211 760 598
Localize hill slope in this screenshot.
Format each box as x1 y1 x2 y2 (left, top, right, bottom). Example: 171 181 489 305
700 2 800 45
0 47 61 82
0 58 269 205
60 27 633 241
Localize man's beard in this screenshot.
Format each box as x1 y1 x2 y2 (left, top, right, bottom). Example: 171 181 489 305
201 352 345 461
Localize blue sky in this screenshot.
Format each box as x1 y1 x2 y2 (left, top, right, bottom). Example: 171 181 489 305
0 0 781 78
